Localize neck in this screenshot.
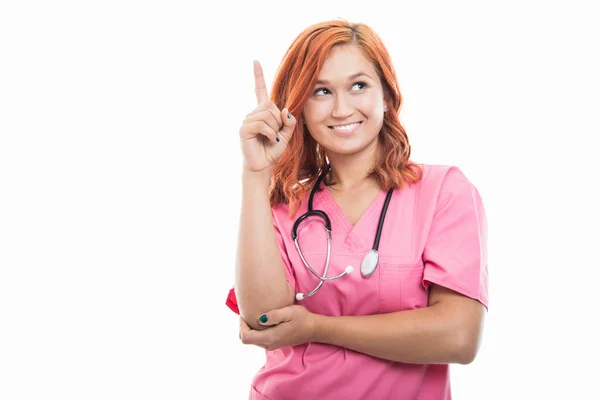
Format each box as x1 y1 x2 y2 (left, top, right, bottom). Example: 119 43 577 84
325 144 379 191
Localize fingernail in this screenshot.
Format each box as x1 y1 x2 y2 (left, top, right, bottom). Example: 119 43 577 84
275 136 280 143
259 314 268 323
287 110 291 119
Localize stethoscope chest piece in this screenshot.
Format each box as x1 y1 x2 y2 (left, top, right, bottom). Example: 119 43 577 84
361 249 379 278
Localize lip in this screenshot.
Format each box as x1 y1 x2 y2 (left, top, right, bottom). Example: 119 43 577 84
328 121 363 135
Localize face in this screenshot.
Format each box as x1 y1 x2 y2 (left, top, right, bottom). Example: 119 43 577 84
303 44 386 158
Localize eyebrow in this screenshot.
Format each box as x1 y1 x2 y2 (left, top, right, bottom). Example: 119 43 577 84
316 72 373 85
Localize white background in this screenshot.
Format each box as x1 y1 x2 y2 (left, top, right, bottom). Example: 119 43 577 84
1 1 599 399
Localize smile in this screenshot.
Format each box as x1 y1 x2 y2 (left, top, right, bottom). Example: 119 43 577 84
329 122 362 134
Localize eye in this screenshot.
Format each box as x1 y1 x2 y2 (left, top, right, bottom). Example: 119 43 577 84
313 87 331 96
352 81 368 91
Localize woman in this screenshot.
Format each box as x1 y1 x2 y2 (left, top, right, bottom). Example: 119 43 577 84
226 19 488 400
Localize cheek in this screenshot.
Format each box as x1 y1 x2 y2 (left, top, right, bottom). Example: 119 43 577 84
358 94 384 116
304 100 332 124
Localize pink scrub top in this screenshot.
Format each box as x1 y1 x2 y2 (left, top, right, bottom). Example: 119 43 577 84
226 164 489 400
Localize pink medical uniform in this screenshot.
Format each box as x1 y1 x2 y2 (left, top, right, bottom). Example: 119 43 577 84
226 164 489 400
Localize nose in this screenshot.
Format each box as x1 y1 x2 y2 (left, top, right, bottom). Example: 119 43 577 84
331 93 354 119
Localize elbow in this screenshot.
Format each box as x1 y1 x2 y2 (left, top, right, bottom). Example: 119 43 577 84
238 287 296 331
456 343 478 365
239 310 269 331
240 304 291 332
453 330 481 365
449 303 485 365
239 304 277 331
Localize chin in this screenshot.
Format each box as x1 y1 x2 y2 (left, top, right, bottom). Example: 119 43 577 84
323 136 379 156
325 143 371 156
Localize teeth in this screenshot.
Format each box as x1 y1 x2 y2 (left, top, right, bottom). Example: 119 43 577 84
332 122 360 132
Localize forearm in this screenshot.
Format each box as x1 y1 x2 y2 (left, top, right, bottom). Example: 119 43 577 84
235 167 294 330
313 304 478 365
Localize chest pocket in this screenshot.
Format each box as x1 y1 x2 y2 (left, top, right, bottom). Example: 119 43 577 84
292 251 381 317
378 259 428 313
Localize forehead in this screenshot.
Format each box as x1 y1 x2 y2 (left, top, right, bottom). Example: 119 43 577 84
317 44 377 81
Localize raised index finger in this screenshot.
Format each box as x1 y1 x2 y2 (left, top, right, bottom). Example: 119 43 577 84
253 60 269 104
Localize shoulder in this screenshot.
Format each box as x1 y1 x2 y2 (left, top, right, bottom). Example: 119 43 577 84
407 163 483 213
272 201 291 220
413 163 476 193
271 190 310 225
419 163 470 184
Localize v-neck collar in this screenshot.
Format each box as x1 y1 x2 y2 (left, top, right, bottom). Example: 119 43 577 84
314 182 388 251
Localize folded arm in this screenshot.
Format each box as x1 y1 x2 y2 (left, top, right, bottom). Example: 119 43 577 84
313 284 485 364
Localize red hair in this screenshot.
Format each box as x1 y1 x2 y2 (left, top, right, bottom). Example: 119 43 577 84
269 19 423 218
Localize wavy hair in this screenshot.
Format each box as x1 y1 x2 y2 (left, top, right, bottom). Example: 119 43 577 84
269 19 423 218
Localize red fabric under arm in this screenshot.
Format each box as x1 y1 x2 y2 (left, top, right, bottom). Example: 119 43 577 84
225 286 240 315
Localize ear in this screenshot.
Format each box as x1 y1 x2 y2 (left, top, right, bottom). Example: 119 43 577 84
382 82 394 105
382 89 390 111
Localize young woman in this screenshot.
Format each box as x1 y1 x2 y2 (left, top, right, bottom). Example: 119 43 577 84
226 19 488 400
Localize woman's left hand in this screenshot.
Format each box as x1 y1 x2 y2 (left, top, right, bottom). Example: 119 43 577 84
239 305 319 351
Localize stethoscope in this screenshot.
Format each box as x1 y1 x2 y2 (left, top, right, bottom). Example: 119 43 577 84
292 166 394 300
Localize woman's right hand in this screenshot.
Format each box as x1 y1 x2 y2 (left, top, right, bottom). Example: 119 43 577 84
239 60 296 173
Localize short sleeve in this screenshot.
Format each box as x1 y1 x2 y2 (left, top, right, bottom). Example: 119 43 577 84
422 167 489 309
225 207 296 315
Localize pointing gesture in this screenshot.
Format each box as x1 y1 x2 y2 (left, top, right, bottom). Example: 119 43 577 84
254 60 270 104
239 60 296 172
